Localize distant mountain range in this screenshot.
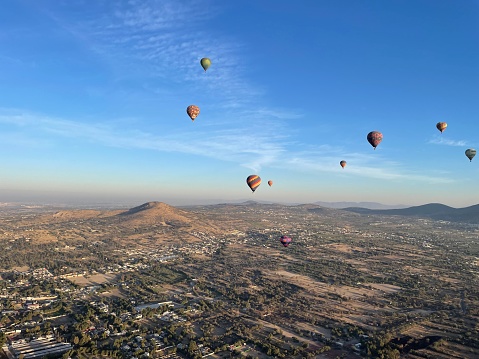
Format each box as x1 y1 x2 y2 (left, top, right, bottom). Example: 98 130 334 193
200 200 408 209
201 201 479 224
341 203 479 224
313 201 408 210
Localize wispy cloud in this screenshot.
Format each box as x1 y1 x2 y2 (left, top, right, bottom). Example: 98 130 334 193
428 135 467 147
0 109 455 184
283 148 455 184
0 108 286 172
43 0 258 108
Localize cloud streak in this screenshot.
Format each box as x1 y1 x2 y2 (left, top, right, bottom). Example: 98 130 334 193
43 0 259 108
428 136 467 147
0 109 455 184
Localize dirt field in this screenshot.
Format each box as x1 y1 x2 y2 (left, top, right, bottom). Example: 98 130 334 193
367 283 402 293
271 269 400 299
69 273 117 286
99 288 125 298
11 266 30 272
247 316 323 351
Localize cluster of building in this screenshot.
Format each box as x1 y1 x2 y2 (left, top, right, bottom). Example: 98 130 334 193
2 335 71 359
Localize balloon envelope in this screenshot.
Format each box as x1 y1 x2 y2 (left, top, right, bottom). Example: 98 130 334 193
367 131 383 149
465 148 476 162
268 180 273 187
436 122 447 133
340 160 346 168
186 105 200 121
280 235 292 247
246 175 261 192
200 58 211 71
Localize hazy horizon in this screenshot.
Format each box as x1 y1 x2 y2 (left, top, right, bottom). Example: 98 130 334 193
0 1 477 208
1 187 479 209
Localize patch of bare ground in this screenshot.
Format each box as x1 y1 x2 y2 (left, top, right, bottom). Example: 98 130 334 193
437 276 461 284
11 266 29 272
244 316 322 351
40 209 122 223
268 269 397 328
343 258 367 267
401 321 470 343
403 265 427 274
69 273 117 286
24 229 59 243
98 288 125 299
316 349 360 358
403 341 479 359
424 342 479 359
272 269 397 300
294 322 332 338
366 283 402 293
323 243 364 253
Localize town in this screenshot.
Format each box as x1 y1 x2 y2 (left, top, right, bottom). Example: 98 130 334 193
0 201 478 359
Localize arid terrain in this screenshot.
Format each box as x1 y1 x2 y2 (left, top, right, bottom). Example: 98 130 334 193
0 201 478 358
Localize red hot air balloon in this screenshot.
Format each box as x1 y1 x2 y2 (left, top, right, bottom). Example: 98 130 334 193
280 235 292 247
246 175 261 192
340 160 346 169
367 131 383 150
268 180 273 187
186 105 200 121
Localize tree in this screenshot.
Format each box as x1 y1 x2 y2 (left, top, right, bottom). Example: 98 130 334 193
188 340 198 355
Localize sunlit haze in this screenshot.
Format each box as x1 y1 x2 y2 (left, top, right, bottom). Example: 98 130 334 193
0 0 478 207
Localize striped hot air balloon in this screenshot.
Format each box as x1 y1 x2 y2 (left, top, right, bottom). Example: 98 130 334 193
186 105 200 121
436 122 447 133
246 175 261 192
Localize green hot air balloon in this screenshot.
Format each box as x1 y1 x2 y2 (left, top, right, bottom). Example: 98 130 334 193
200 58 211 72
465 148 476 162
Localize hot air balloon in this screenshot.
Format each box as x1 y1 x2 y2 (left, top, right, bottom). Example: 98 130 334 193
340 160 346 169
465 149 476 162
436 122 447 133
279 235 292 247
200 58 211 72
186 105 200 121
268 180 273 187
246 175 261 192
367 131 383 150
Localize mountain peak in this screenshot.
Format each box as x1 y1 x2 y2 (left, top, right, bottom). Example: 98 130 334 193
120 201 176 215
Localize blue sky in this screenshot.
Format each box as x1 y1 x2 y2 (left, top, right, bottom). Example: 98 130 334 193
0 0 478 207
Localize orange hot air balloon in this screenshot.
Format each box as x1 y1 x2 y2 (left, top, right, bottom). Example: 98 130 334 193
186 105 200 121
436 122 447 133
367 131 383 150
340 160 346 168
246 175 261 192
268 180 273 187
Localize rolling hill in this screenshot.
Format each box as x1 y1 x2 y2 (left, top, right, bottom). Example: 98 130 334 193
341 203 479 224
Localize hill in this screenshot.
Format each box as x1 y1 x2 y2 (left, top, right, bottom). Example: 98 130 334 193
24 201 223 235
117 201 193 225
341 203 479 224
